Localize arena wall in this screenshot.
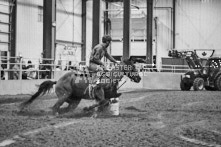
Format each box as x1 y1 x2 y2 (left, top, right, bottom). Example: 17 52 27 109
0 79 47 95
0 72 182 95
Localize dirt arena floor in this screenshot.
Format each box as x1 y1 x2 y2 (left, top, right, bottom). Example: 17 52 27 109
0 89 221 147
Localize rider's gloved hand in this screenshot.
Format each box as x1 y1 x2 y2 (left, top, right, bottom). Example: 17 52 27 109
115 61 121 64
102 65 108 72
103 68 109 72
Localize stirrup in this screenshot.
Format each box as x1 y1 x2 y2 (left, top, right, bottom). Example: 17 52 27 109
89 84 96 99
96 79 100 84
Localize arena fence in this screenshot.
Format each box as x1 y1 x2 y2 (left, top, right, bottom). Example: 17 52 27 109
0 56 190 95
0 56 190 81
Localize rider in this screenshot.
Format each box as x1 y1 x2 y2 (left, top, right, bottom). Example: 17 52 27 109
89 35 119 83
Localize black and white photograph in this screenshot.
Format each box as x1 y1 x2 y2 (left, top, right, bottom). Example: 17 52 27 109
0 0 221 146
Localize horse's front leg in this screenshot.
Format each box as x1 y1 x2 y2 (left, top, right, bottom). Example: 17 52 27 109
84 86 109 117
84 99 109 111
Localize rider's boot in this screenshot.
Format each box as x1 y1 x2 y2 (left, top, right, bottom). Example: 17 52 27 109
115 93 122 97
88 78 100 99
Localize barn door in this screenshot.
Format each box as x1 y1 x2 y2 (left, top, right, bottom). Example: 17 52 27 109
154 8 173 71
0 0 13 52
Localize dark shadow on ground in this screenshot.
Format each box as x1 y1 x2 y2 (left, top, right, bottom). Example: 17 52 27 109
121 89 181 94
17 109 52 117
0 94 56 105
155 108 221 114
17 107 94 119
125 106 147 112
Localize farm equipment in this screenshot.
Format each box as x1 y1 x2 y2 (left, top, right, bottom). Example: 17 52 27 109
168 50 221 91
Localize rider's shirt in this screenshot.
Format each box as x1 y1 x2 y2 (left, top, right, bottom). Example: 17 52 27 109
90 44 107 65
90 43 117 66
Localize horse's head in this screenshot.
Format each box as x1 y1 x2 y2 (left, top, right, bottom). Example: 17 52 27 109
120 57 146 83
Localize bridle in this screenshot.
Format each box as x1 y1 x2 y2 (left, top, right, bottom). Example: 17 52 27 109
94 60 140 89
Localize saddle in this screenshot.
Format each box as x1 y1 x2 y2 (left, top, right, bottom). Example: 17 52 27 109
74 66 97 77
83 82 97 100
79 67 100 99
81 68 115 100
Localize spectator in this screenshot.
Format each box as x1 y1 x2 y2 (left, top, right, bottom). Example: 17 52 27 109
27 60 33 69
12 58 29 80
39 61 51 79
64 61 73 71
21 61 28 79
0 65 5 80
26 60 37 79
12 58 20 79
55 65 62 71
151 55 157 72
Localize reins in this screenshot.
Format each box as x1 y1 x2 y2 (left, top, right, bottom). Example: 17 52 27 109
117 80 127 90
89 61 133 90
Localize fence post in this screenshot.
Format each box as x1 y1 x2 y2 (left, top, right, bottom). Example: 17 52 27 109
142 66 144 88
19 60 22 80
51 58 56 79
0 51 1 81
6 51 9 80
38 59 40 79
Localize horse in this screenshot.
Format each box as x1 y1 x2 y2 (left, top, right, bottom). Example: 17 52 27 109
19 57 145 116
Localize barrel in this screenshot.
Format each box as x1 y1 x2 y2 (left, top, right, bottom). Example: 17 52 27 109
108 98 119 116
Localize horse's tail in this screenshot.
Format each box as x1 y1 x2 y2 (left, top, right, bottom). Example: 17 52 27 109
19 80 57 111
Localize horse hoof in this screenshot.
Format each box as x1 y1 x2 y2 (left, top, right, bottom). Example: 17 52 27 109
83 107 89 112
47 115 56 119
116 93 122 97
52 111 59 117
91 113 98 118
55 112 59 116
18 107 23 113
17 110 24 114
18 104 25 112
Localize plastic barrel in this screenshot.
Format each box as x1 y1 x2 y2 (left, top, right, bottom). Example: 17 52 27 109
109 101 119 116
108 98 119 116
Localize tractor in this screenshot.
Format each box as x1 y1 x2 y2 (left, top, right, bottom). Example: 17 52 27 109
168 50 221 91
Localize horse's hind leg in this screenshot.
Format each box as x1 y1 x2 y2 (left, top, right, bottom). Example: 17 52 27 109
65 98 81 112
52 91 70 115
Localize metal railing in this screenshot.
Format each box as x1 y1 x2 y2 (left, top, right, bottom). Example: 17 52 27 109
0 56 55 80
0 56 192 81
134 63 190 73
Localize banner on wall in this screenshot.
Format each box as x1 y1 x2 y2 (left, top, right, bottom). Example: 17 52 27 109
55 43 81 69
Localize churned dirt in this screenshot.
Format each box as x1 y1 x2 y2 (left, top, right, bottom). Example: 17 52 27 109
0 90 221 147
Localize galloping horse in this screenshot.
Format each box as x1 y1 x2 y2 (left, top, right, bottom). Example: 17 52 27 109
19 57 145 115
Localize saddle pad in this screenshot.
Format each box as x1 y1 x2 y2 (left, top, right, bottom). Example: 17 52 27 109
74 70 96 77
88 84 95 99
84 84 96 100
